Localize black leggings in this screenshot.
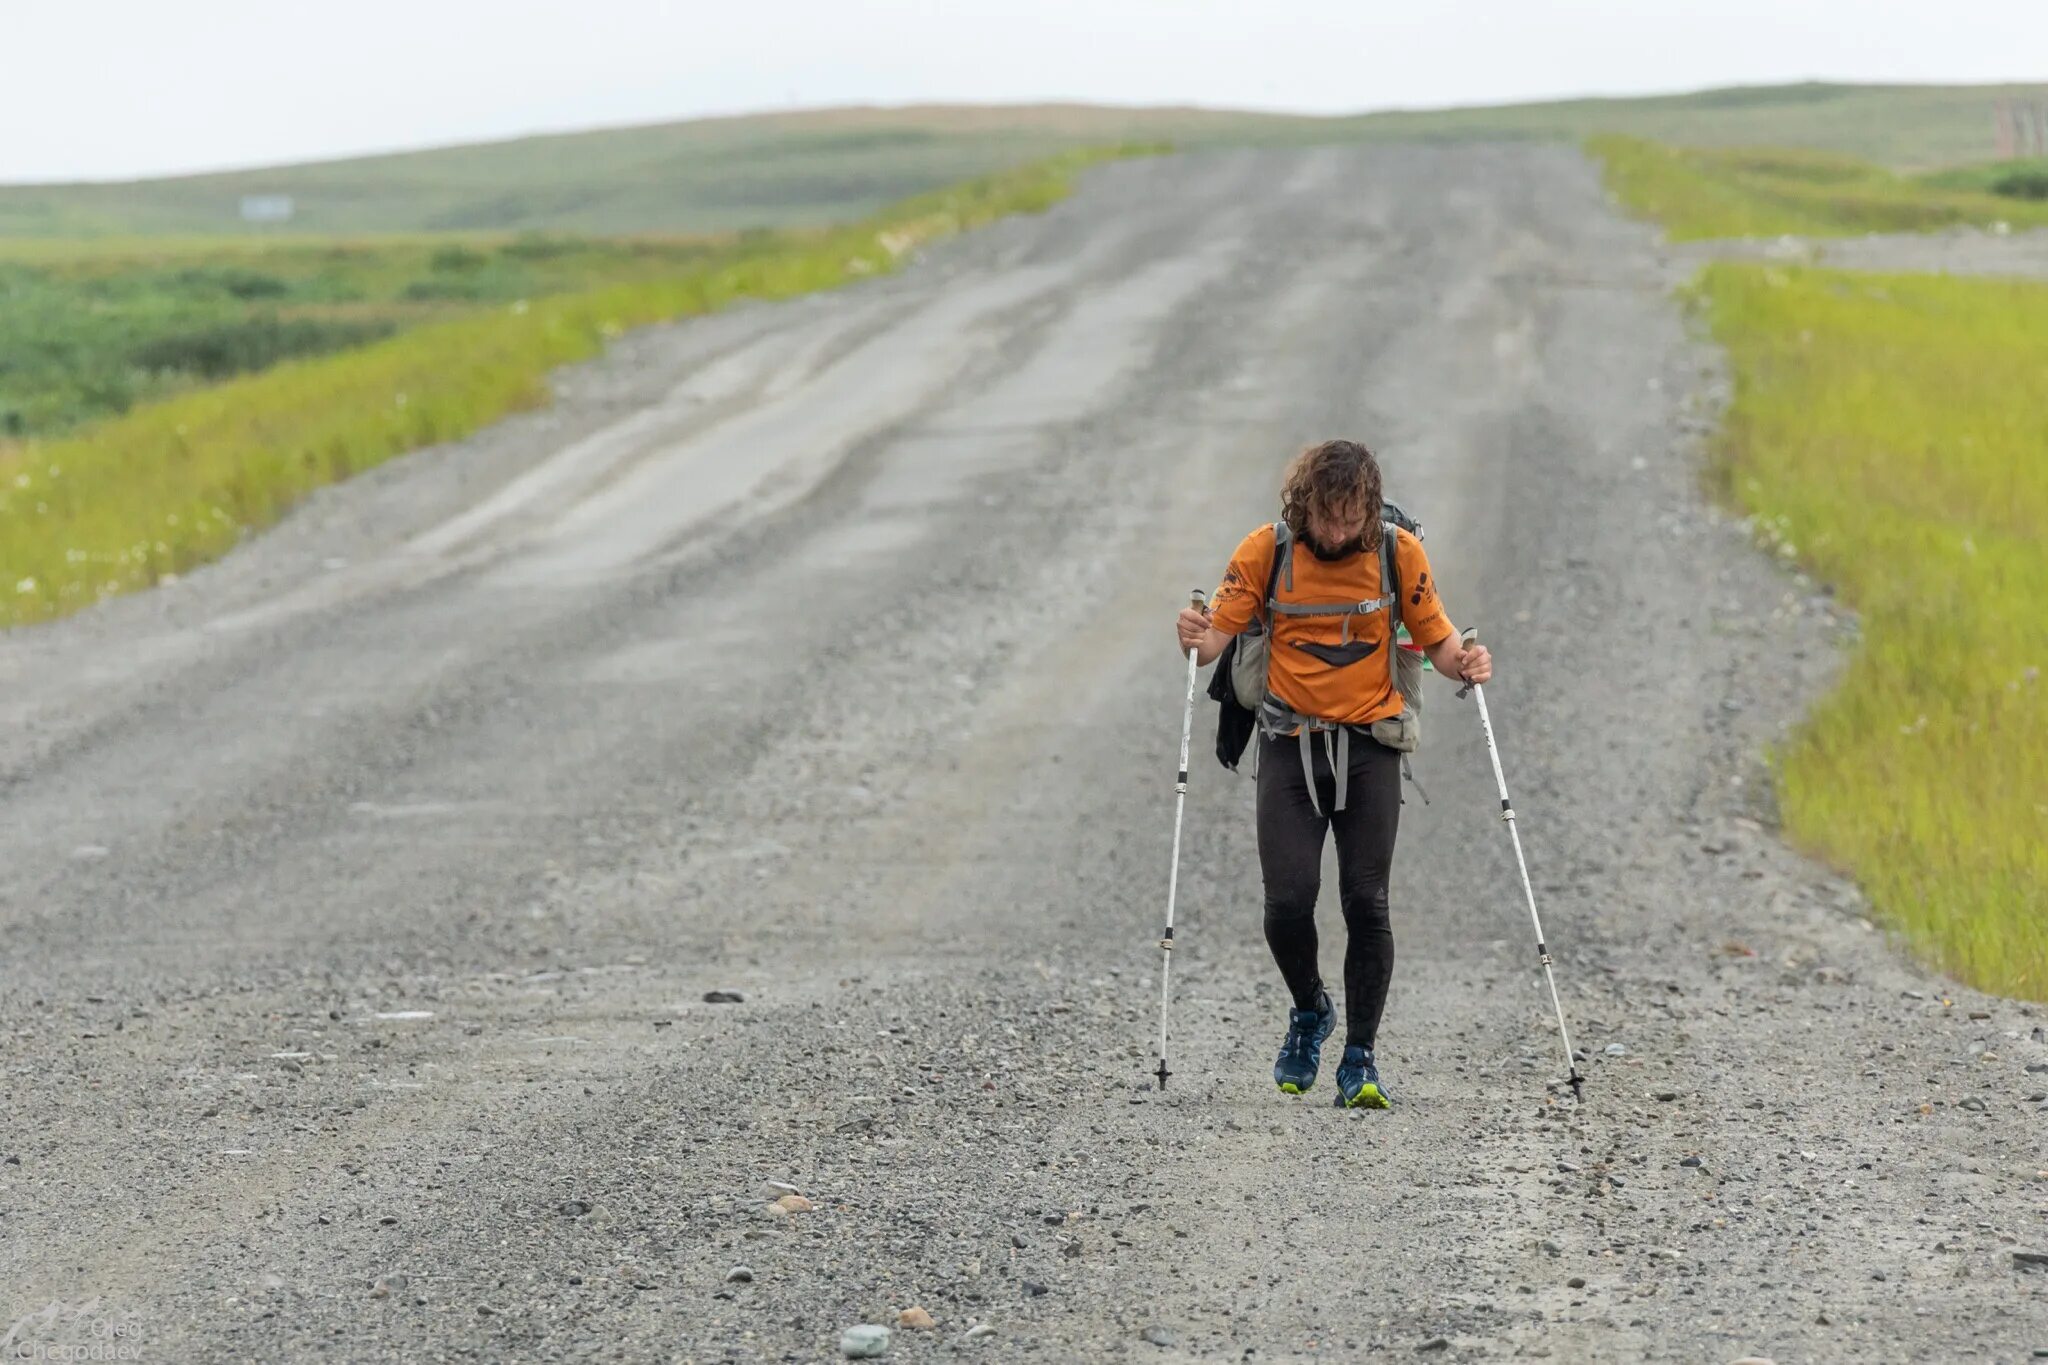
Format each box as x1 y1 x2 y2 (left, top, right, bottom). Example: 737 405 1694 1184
1255 726 1401 1050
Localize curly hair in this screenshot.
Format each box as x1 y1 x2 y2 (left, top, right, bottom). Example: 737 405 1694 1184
1279 439 1383 550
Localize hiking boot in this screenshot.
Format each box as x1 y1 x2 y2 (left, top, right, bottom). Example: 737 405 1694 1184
1333 1044 1391 1109
1273 990 1335 1094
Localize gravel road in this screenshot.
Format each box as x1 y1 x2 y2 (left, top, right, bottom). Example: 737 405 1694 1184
4 147 2045 1364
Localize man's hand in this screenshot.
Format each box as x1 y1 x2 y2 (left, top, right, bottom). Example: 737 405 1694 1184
1175 607 1230 667
1425 631 1493 686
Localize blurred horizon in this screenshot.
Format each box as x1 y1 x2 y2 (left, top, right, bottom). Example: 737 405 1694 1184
10 81 2044 189
9 0 2046 184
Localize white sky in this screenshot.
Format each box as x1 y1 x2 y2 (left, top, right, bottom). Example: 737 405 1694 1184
5 0 2044 183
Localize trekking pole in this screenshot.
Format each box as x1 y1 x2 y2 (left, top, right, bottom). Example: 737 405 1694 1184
1155 588 1206 1090
1456 627 1586 1105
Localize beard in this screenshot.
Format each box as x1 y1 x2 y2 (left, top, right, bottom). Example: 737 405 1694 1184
1307 532 1366 561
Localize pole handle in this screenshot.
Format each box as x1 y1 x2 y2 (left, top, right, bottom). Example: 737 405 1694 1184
1191 589 1208 612
1456 625 1479 697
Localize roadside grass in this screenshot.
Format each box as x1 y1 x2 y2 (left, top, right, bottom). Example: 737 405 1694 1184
1689 263 2048 999
1591 135 2048 240
0 144 1157 628
1917 156 2048 202
0 232 743 438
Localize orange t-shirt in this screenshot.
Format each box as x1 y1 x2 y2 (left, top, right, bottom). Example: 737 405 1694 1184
1209 523 1453 726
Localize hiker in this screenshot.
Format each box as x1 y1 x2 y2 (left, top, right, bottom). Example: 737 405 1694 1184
1172 439 1491 1108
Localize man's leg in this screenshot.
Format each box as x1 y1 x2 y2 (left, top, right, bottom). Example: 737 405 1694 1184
1256 731 1331 1008
1330 734 1402 1050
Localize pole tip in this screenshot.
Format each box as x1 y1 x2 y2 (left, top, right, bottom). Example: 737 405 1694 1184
1155 1059 1171 1090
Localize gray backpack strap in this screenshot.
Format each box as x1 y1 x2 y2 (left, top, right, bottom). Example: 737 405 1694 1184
1269 519 1294 601
1260 518 1291 702
1380 520 1399 615
1299 729 1320 817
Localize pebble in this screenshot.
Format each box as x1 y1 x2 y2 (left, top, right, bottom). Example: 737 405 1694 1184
1022 1280 1049 1297
776 1193 815 1213
840 1323 891 1358
1417 1337 1450 1352
703 990 745 1004
1010 1234 1028 1249
1958 1097 1988 1113
898 1306 935 1330
1540 1239 1563 1255
1604 1044 1627 1057
1141 1326 1178 1347
1653 1091 1678 1102
963 1323 996 1340
2014 1251 2048 1273
1567 1276 1586 1289
558 1199 591 1217
1680 1156 1703 1168
725 1266 753 1284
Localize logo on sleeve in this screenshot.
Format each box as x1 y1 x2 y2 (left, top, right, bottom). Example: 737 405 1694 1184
1410 571 1434 607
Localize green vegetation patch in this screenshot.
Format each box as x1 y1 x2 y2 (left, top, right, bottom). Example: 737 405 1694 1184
0 233 733 439
1690 263 2048 998
0 145 1157 629
1918 156 2048 203
1591 135 2048 240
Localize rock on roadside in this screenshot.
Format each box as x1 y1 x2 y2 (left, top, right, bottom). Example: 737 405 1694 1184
841 1323 891 1358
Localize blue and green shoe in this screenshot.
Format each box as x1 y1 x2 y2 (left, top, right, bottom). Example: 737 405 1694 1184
1334 1044 1392 1109
1273 990 1335 1094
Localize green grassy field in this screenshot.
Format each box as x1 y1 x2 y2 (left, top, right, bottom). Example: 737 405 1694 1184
1592 135 2048 240
0 146 1148 629
1690 264 2048 1000
0 234 747 439
1919 155 2048 201
5 82 2045 239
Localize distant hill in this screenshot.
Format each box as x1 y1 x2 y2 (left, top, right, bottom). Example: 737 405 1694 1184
5 82 2044 239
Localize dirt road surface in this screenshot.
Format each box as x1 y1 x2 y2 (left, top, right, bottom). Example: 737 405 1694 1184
4 147 2045 1363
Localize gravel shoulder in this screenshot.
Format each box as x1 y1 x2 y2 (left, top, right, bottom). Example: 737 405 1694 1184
1672 224 2048 277
3 147 2044 1363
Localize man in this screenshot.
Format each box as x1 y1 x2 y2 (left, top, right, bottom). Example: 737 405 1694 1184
1174 439 1491 1107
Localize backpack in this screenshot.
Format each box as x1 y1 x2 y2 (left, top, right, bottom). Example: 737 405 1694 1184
1228 501 1427 754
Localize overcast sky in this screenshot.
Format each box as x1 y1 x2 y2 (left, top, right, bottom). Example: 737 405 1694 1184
6 1 2044 183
